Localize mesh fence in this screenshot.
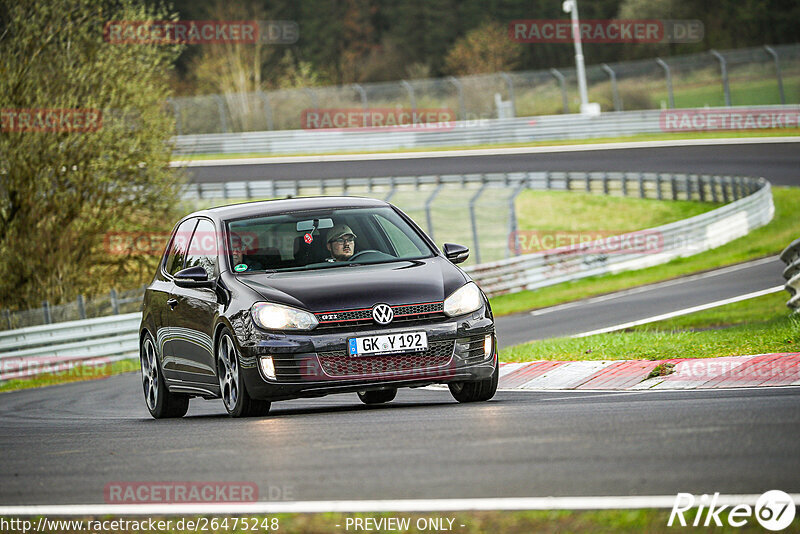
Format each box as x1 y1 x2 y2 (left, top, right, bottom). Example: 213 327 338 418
169 43 800 134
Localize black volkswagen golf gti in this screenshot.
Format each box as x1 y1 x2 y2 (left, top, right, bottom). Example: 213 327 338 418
140 196 498 418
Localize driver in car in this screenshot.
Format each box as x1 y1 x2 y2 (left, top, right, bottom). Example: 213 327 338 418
326 224 356 262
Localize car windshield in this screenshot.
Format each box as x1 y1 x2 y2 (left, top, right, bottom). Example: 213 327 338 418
225 206 435 272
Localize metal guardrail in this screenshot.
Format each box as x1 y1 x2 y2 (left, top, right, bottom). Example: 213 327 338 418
172 105 800 156
464 174 772 296
780 238 800 311
0 313 140 381
0 172 773 380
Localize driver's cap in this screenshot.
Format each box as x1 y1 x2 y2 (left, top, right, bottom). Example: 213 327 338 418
327 224 357 243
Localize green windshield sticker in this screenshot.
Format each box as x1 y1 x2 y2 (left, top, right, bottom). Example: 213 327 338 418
234 264 248 272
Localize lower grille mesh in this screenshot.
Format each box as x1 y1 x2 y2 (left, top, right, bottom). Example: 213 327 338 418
317 340 455 377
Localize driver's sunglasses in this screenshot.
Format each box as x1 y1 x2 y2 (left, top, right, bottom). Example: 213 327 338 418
332 236 355 244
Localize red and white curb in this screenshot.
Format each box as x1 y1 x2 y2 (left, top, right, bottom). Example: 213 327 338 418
499 353 800 390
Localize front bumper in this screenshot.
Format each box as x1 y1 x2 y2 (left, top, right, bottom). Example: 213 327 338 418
237 312 496 401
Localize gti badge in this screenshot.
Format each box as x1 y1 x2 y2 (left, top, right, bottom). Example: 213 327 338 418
372 303 394 325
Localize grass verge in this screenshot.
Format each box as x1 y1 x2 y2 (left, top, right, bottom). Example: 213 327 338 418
173 129 800 161
491 186 800 317
500 291 799 362
0 359 139 394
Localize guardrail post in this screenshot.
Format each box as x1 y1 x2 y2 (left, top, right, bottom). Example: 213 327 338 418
545 171 552 190
425 180 444 240
351 84 369 126
303 88 319 116
764 46 786 105
384 177 396 202
686 175 693 201
400 80 416 116
167 97 182 135
621 173 628 196
447 76 465 121
110 289 119 315
671 174 678 201
245 181 252 199
549 69 569 113
655 58 675 109
710 176 719 203
585 172 591 193
722 177 730 203
601 64 621 111
42 300 51 324
656 174 663 200
638 172 645 198
710 50 732 107
602 172 609 195
500 73 516 117
212 94 230 133
77 294 86 320
697 175 706 202
566 172 572 191
469 182 489 264
508 180 526 257
257 91 274 130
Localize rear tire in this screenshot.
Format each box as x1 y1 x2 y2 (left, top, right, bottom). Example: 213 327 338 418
449 359 498 403
140 332 190 419
357 388 397 404
217 329 271 417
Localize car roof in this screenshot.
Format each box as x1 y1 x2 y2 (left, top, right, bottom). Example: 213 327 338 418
188 196 391 223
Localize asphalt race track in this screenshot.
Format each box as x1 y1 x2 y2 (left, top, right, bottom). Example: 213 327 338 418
1 377 798 505
1 140 798 507
496 256 785 348
185 142 800 186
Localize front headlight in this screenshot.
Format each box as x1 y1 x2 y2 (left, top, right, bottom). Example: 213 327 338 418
251 302 318 330
443 282 483 317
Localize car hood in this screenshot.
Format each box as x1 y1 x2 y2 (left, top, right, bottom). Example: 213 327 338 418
237 257 468 312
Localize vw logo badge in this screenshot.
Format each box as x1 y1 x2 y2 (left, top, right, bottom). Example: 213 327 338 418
372 303 394 325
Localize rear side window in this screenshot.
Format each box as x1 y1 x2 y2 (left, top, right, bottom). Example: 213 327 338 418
184 219 219 278
164 218 197 276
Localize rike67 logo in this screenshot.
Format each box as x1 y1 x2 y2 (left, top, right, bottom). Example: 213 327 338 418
669 491 796 531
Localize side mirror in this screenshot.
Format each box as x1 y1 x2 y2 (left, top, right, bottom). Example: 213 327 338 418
443 243 469 264
174 265 214 288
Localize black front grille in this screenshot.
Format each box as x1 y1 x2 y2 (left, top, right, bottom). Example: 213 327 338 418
315 301 445 329
317 339 455 377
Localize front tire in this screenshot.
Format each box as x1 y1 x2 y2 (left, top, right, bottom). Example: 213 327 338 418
140 332 190 419
357 388 397 404
217 329 271 417
449 358 498 403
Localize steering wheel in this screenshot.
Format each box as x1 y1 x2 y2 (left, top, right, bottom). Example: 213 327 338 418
348 249 392 261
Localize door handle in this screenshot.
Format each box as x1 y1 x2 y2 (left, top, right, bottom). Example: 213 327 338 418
167 298 178 310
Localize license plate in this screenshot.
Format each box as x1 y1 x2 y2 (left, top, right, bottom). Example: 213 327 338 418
348 332 428 356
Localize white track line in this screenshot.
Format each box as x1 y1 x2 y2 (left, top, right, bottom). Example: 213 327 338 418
171 136 800 167
530 256 779 317
571 285 785 338
4 494 799 515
